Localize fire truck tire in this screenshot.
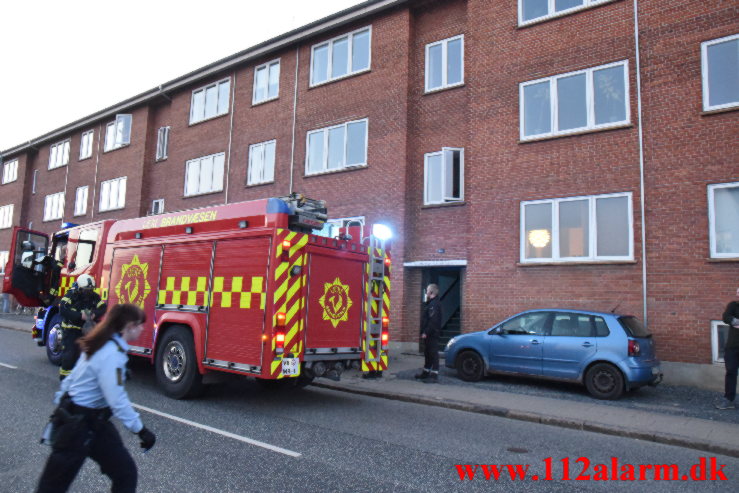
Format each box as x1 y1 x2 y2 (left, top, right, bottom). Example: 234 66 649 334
45 315 63 366
155 325 204 399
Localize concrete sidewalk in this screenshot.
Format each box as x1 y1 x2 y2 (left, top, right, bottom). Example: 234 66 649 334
3 315 737 458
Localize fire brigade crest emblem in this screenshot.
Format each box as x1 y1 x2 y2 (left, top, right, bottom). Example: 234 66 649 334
115 255 151 309
318 277 352 328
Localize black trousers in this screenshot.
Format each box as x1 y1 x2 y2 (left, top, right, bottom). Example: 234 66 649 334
724 346 739 402
60 327 82 380
424 334 439 372
36 419 137 493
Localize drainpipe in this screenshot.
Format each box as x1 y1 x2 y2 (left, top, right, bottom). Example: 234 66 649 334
91 123 102 219
225 70 237 204
633 0 648 325
289 45 300 194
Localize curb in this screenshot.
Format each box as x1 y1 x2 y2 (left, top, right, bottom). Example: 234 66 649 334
312 381 739 459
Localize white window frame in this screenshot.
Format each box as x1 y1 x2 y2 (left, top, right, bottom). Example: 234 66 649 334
247 140 276 186
43 192 65 222
305 118 368 175
104 114 132 152
79 130 94 160
0 204 13 229
316 216 366 239
0 251 9 275
520 192 634 263
424 34 465 93
519 60 630 140
189 78 231 124
49 140 71 169
151 199 164 215
423 148 464 205
518 0 613 26
156 126 170 161
712 320 730 364
701 34 739 112
74 186 89 217
708 182 739 259
32 170 38 194
184 152 225 197
2 159 18 184
253 59 281 104
310 26 372 87
99 177 127 212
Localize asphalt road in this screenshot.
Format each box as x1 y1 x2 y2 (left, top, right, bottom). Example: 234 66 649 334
1 327 737 492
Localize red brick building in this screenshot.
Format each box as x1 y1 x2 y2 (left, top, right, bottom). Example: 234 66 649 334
1 0 737 379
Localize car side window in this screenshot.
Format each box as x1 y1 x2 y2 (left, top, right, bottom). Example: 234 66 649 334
499 312 549 335
594 316 610 337
551 313 594 337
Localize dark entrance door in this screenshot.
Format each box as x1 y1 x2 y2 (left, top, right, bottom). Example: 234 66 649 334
421 267 463 347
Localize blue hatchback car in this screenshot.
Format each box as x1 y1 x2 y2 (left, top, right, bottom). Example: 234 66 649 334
444 309 662 399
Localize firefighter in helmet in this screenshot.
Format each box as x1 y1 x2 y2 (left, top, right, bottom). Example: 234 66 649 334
58 274 107 380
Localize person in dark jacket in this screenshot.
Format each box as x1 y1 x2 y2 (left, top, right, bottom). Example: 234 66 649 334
416 283 442 383
59 274 107 381
716 287 739 410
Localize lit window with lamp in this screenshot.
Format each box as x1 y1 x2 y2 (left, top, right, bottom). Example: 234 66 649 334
521 192 633 263
424 148 464 205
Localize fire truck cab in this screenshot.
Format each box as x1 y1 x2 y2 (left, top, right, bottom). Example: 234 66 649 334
3 195 391 398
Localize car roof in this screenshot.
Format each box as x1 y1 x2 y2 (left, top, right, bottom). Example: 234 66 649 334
523 308 631 317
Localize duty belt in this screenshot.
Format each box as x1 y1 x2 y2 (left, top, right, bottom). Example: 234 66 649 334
66 401 112 421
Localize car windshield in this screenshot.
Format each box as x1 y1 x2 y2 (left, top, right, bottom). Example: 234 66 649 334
618 316 651 337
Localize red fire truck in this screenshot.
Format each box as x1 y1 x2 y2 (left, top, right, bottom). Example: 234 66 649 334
3 195 391 398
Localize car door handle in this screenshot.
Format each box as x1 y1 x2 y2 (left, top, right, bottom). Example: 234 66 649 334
530 339 540 345
582 342 593 348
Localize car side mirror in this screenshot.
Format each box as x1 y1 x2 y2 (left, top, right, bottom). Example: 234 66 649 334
489 327 502 335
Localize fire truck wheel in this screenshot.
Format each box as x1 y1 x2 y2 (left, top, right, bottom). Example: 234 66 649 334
45 315 63 366
155 325 204 399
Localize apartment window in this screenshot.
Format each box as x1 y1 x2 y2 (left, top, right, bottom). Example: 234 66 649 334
310 27 371 86
151 199 164 215
521 192 633 263
156 126 170 161
0 204 13 229
315 216 365 239
253 60 280 104
425 35 464 93
306 119 368 175
190 79 230 124
712 321 731 364
104 114 132 152
702 34 739 111
32 170 38 194
185 152 225 196
49 140 71 169
44 192 65 222
247 140 276 185
74 186 89 216
0 251 8 274
519 0 611 25
520 60 629 140
79 130 94 160
708 182 739 258
424 148 464 205
2 159 18 184
99 177 127 212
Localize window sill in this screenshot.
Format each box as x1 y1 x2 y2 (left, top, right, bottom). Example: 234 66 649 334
78 156 92 162
1 181 18 185
48 164 69 171
305 164 367 178
103 143 131 154
183 190 224 199
188 112 229 127
43 218 63 223
309 68 371 89
98 207 125 213
73 213 87 218
422 201 466 210
519 122 633 143
155 157 168 163
517 259 636 267
701 105 739 116
517 0 619 29
424 82 465 95
252 96 279 107
246 180 275 188
706 257 739 263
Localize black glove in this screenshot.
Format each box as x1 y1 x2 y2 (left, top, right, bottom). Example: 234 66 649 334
138 426 156 451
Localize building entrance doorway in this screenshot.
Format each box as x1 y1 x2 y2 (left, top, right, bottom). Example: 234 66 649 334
421 267 463 347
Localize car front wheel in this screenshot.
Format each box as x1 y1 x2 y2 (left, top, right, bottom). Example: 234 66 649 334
585 363 624 400
456 351 484 382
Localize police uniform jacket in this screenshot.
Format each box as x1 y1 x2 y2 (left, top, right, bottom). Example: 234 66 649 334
56 334 143 433
60 287 107 330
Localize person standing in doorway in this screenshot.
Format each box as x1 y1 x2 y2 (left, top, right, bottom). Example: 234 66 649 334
416 283 442 383
716 287 739 410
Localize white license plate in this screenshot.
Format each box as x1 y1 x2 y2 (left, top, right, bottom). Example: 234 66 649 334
651 366 660 375
282 358 299 376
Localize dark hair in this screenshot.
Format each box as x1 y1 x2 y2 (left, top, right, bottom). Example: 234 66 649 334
78 304 146 357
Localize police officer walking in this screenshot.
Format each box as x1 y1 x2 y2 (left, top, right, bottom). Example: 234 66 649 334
36 303 156 493
59 274 107 380
415 283 442 383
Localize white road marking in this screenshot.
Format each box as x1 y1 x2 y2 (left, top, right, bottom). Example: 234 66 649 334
0 362 18 369
133 403 302 458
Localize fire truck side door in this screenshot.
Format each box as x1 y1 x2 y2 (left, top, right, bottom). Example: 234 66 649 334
2 227 50 307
